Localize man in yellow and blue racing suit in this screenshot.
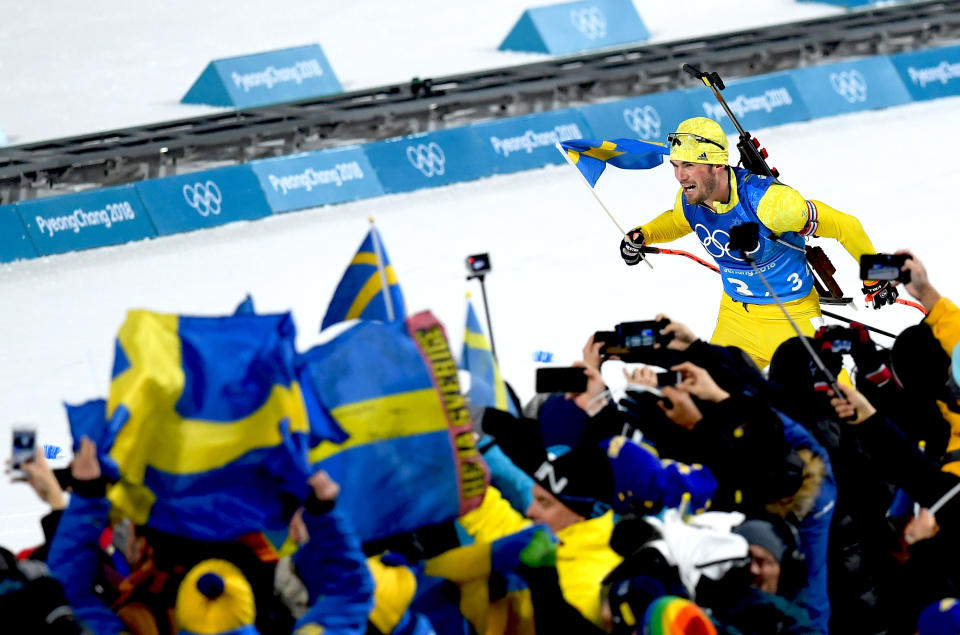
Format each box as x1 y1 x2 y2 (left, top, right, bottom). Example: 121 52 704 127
620 117 892 368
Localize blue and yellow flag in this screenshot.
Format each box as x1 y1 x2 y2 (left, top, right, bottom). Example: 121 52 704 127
104 310 316 541
321 226 406 330
300 311 488 542
559 138 668 187
460 299 517 416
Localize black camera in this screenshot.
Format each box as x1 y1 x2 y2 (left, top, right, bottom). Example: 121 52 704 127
466 253 491 278
656 370 682 387
616 319 671 349
859 253 911 283
728 222 760 257
536 367 588 394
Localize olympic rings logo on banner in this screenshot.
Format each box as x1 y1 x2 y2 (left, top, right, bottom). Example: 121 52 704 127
406 142 446 177
829 70 868 103
694 223 760 261
622 105 661 139
182 181 222 216
570 6 606 40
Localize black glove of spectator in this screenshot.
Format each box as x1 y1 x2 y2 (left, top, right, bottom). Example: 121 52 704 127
862 280 898 309
620 228 645 266
848 321 892 386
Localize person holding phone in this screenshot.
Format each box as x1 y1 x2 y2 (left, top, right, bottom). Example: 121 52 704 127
619 116 884 368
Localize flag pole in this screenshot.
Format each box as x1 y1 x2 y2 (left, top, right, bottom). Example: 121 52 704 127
554 142 653 270
369 217 395 321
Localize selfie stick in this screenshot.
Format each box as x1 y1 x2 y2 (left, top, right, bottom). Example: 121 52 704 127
554 142 653 270
467 276 498 360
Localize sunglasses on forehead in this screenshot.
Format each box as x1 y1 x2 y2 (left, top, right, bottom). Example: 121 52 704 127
667 132 726 151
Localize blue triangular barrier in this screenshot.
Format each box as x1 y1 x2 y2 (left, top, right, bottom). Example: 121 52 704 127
499 0 649 56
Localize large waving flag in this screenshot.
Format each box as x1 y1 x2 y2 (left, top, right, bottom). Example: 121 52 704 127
103 309 320 541
460 297 518 416
559 138 668 187
321 224 406 330
300 311 489 542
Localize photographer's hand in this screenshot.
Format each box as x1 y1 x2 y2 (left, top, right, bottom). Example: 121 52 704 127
655 314 697 351
582 335 604 372
623 365 657 388
571 363 608 414
658 386 703 430
897 250 941 311
72 437 101 482
14 448 67 510
828 383 875 425
672 362 729 403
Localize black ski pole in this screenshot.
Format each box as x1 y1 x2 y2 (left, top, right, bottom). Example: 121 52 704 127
819 309 898 339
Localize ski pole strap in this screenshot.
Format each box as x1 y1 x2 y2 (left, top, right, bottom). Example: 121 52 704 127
820 309 898 339
640 246 719 273
897 298 927 314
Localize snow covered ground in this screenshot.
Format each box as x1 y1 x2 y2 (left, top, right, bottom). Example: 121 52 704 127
3 0 951 551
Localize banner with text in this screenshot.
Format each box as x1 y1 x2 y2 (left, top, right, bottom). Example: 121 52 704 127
687 72 810 135
890 44 960 102
251 146 382 212
578 90 696 141
792 56 912 119
471 109 594 175
0 204 37 263
136 165 272 236
364 128 493 194
500 0 649 55
16 186 156 256
182 44 342 109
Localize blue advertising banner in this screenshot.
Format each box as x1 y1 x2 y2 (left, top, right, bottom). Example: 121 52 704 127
17 186 156 256
499 0 649 55
251 146 383 212
471 109 593 175
890 44 960 101
364 128 492 194
686 72 810 134
579 90 697 141
0 204 37 263
182 44 342 108
791 57 912 119
137 165 271 236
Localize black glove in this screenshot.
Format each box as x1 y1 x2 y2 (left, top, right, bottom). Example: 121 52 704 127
620 227 645 266
848 321 892 386
862 280 898 309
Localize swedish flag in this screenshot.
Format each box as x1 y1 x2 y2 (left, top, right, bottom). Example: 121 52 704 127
301 311 488 542
321 226 406 330
460 299 517 416
559 138 668 187
104 310 315 541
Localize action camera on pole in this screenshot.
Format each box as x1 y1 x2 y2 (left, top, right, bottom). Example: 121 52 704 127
466 253 491 279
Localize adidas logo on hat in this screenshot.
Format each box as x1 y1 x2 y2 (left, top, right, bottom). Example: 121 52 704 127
697 152 708 161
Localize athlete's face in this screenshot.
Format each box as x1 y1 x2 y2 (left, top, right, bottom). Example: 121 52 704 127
672 161 726 205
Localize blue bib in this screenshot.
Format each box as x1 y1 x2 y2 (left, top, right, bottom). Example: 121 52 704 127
681 168 812 304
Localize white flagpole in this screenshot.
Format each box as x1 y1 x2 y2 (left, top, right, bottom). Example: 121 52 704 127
554 142 653 270
368 217 395 321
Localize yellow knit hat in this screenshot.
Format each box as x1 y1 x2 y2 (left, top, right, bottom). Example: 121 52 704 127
668 117 728 165
176 559 256 635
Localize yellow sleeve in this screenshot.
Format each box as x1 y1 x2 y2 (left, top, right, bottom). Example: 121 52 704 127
807 200 876 262
457 485 531 544
637 190 692 243
756 184 809 234
926 297 960 356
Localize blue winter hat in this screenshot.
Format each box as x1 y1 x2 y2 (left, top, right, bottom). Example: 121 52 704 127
918 598 960 635
604 437 666 514
538 394 590 451
660 460 717 514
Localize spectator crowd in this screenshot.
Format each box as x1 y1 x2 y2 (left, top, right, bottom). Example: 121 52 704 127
5 249 960 635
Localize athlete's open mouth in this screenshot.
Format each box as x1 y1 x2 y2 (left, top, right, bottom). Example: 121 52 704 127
683 185 696 191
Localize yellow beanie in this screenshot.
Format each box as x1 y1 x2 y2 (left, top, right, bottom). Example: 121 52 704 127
176 559 256 635
668 117 728 165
